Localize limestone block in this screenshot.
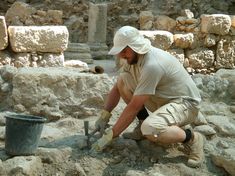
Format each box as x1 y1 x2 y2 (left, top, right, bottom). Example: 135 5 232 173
64 60 88 70
174 33 194 49
0 65 18 81
180 9 194 18
176 16 187 25
64 43 93 63
38 53 64 67
176 16 200 33
73 163 87 176
3 156 43 176
36 10 47 17
193 111 208 125
64 52 92 61
119 14 139 26
0 50 12 66
215 69 235 100
186 48 215 69
1 82 11 94
40 125 66 142
47 10 63 24
140 30 173 50
0 16 8 50
217 140 229 149
89 43 108 60
206 115 235 136
88 2 107 43
0 159 6 176
89 43 108 51
167 49 185 64
66 43 90 53
36 147 72 163
204 34 218 47
154 15 176 32
201 14 231 35
10 67 113 119
13 53 31 68
194 125 216 136
8 26 69 53
5 1 36 25
90 50 108 60
215 36 235 69
139 11 154 30
184 18 199 25
0 126 5 140
197 74 230 102
212 148 235 176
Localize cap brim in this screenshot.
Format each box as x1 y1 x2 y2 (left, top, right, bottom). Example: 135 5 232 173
108 46 126 55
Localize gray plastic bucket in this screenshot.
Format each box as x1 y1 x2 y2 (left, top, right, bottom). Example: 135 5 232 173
5 114 47 156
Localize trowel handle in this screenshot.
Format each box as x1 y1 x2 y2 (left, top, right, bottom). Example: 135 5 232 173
84 121 89 136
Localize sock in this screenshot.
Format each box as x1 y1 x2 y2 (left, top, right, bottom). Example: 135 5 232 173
137 107 149 120
183 129 192 143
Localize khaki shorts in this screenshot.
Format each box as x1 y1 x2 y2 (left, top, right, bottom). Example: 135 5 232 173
120 72 199 136
141 98 199 135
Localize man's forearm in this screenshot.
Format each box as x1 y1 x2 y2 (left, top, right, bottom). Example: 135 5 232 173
112 95 149 138
112 103 140 137
104 83 120 112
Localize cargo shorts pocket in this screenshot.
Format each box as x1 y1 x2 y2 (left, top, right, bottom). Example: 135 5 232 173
166 102 197 127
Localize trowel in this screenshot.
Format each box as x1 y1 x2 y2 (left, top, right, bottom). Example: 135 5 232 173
84 121 99 149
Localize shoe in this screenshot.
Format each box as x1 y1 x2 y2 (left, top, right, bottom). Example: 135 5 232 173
122 122 144 140
184 132 204 168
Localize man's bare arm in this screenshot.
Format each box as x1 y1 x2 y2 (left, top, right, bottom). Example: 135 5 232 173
112 95 149 137
104 83 121 112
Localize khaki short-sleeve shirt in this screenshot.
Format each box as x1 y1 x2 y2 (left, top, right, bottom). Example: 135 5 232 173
121 47 201 111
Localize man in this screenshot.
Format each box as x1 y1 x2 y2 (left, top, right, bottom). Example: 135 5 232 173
92 26 204 168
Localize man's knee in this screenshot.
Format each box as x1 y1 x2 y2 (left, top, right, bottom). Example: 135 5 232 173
141 118 168 136
145 134 158 142
141 121 159 142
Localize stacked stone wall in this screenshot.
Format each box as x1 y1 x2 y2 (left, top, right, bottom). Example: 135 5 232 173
1 1 234 44
0 1 234 73
138 13 235 74
0 16 69 68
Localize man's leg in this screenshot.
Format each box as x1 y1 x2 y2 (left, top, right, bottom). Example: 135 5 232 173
144 126 203 168
144 125 186 143
141 100 204 167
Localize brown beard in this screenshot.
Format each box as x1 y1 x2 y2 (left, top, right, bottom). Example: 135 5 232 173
128 52 138 65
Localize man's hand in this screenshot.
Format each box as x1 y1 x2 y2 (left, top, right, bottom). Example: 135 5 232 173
91 128 113 152
95 110 112 134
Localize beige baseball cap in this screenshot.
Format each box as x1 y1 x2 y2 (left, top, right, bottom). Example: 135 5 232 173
108 26 151 55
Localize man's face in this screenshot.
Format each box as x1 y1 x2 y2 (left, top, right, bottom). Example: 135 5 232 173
118 46 138 65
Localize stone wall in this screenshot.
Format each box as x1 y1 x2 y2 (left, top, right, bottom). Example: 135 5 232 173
0 1 235 73
0 65 113 121
1 1 234 44
138 13 235 74
0 16 69 68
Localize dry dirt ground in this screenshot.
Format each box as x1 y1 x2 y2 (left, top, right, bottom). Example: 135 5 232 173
37 108 228 176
